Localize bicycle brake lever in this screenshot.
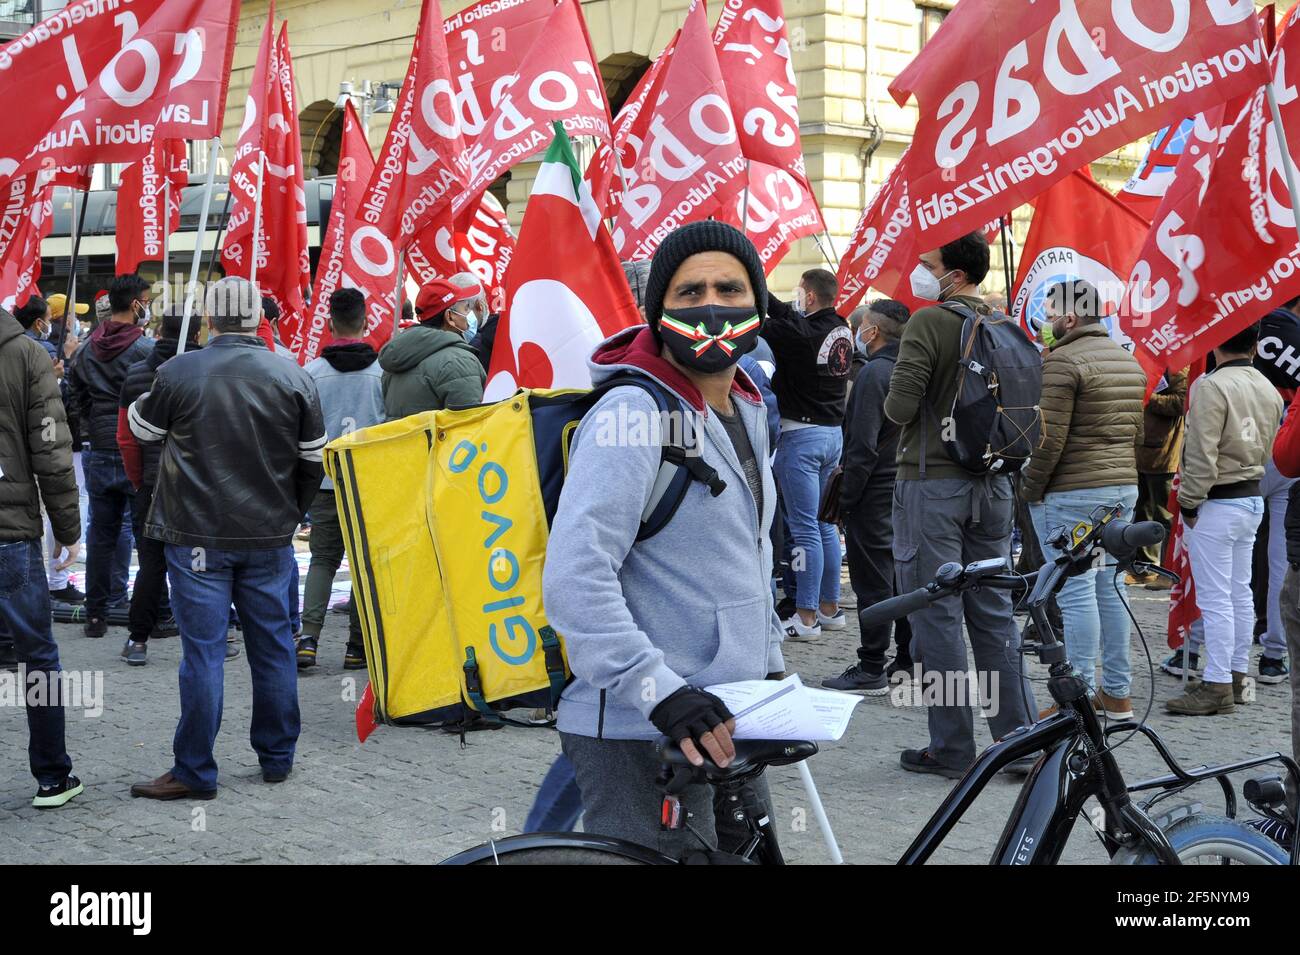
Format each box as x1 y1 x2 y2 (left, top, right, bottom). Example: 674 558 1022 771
1133 562 1181 585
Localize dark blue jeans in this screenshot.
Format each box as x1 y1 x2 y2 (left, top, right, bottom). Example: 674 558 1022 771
84 449 135 614
164 544 300 791
0 540 73 786
524 753 584 832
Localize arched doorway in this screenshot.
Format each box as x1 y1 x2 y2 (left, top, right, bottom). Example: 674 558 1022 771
300 99 344 179
600 52 652 116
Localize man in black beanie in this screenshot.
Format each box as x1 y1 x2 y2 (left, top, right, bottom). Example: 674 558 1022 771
542 220 786 859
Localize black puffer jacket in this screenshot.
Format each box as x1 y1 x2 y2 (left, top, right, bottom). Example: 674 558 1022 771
67 320 152 451
763 300 853 426
0 311 79 544
127 334 325 550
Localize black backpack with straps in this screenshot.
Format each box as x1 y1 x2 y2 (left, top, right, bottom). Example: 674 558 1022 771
936 302 1042 475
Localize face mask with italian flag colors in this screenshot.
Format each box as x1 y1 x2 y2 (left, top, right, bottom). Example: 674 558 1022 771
660 305 762 373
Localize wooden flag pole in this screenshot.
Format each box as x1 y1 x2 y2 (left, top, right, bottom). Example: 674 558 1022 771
178 138 220 355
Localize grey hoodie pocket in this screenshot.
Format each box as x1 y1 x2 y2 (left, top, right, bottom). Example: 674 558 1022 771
686 595 769 688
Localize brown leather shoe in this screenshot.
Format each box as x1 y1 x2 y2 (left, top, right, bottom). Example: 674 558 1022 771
130 772 217 800
1096 690 1134 720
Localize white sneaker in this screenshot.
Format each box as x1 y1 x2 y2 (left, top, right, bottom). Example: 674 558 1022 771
817 609 846 631
783 615 822 641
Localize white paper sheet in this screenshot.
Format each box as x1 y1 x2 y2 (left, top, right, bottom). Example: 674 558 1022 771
705 674 861 741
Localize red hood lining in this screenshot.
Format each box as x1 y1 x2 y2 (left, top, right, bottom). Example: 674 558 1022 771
591 326 763 414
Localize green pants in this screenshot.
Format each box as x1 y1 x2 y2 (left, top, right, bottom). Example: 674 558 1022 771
301 488 361 643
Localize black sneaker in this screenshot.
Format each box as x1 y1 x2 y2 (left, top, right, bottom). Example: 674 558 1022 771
150 615 179 639
84 615 107 639
262 768 291 784
33 774 84 809
1160 647 1198 677
823 664 890 696
343 644 367 670
900 748 966 780
296 636 318 670
887 658 915 683
120 639 147 667
1257 656 1288 684
330 599 353 616
49 583 85 604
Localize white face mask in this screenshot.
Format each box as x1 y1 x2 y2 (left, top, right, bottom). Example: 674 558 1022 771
910 265 958 301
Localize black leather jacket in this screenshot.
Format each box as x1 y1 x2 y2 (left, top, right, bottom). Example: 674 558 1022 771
127 334 326 550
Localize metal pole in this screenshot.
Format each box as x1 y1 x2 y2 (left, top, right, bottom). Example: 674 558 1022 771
740 159 752 233
795 761 843 864
249 151 266 290
1000 215 1014 303
204 185 234 286
178 138 220 355
55 184 90 359
1267 81 1300 236
161 177 170 311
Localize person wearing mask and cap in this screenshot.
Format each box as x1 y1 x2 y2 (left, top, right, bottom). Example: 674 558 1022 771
66 274 154 639
378 276 486 420
542 220 784 858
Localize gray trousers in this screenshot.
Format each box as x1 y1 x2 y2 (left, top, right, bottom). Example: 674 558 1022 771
560 732 775 860
893 477 1037 770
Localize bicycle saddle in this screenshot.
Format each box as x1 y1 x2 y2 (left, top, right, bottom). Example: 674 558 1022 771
656 738 819 777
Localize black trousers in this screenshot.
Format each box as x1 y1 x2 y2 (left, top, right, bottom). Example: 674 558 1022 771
128 484 170 643
843 478 912 673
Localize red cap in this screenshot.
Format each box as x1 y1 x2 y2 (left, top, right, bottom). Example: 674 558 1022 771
415 278 481 320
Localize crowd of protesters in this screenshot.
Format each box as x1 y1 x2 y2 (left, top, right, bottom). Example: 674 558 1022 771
0 225 1295 860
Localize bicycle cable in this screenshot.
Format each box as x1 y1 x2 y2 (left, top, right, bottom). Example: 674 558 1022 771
1095 567 1158 757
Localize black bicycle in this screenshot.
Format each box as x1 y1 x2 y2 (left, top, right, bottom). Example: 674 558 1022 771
444 506 1300 865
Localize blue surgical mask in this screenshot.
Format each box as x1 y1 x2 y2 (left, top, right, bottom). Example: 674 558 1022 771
462 307 479 342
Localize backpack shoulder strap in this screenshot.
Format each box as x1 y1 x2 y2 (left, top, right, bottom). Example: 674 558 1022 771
596 372 727 541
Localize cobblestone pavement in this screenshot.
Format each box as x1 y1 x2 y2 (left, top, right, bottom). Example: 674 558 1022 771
1 558 1293 864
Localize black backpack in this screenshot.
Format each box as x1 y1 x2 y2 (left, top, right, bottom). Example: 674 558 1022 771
936 303 1042 475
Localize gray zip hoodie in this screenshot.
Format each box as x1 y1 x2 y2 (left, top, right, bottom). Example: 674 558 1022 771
543 326 785 740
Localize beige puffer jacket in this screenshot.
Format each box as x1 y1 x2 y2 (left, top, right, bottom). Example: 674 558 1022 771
1021 325 1146 501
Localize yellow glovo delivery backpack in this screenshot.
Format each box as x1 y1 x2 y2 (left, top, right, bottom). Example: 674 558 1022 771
322 377 726 730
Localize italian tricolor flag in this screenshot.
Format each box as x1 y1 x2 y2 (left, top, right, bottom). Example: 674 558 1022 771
483 123 642 402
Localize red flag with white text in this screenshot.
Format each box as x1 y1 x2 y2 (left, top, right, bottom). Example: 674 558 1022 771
115 139 187 274
1122 7 1300 372
610 0 747 261
220 7 274 280
1012 169 1150 350
484 126 640 402
715 161 823 274
889 0 1271 248
300 102 399 364
834 152 927 316
0 0 239 186
0 176 55 312
456 192 515 310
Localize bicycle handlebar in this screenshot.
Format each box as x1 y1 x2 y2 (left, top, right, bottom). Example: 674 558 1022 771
857 585 939 630
1101 520 1166 560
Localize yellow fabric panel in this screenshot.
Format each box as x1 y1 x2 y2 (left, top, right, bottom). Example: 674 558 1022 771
325 413 461 722
429 395 567 708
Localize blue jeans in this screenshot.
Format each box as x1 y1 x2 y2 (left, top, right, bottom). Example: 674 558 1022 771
524 753 584 832
772 425 842 611
84 449 135 613
165 544 300 791
1031 484 1139 698
0 540 73 786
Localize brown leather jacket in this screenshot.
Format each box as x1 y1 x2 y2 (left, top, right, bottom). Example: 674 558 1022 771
1135 367 1187 475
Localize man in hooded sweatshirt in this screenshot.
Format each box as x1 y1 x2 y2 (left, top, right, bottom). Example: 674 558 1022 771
379 277 486 420
298 288 385 670
66 274 154 638
543 221 785 859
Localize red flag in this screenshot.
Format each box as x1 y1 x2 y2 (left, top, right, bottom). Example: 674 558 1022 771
0 175 54 312
712 0 805 177
610 0 747 260
585 35 678 219
1165 358 1207 649
220 6 275 279
1011 169 1151 349
0 0 239 186
715 161 823 274
889 0 1270 248
359 0 466 249
300 102 399 364
222 18 311 354
404 208 457 288
355 681 378 743
483 126 640 402
1122 8 1300 372
115 139 187 275
451 0 612 218
834 151 924 316
455 192 515 311
1115 112 1228 221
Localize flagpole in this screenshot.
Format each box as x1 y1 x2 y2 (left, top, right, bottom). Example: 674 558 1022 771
394 255 405 322
740 159 752 231
999 215 1014 302
811 231 837 271
1267 81 1300 239
249 151 266 290
204 185 234 286
179 138 220 356
56 181 90 358
162 177 171 311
